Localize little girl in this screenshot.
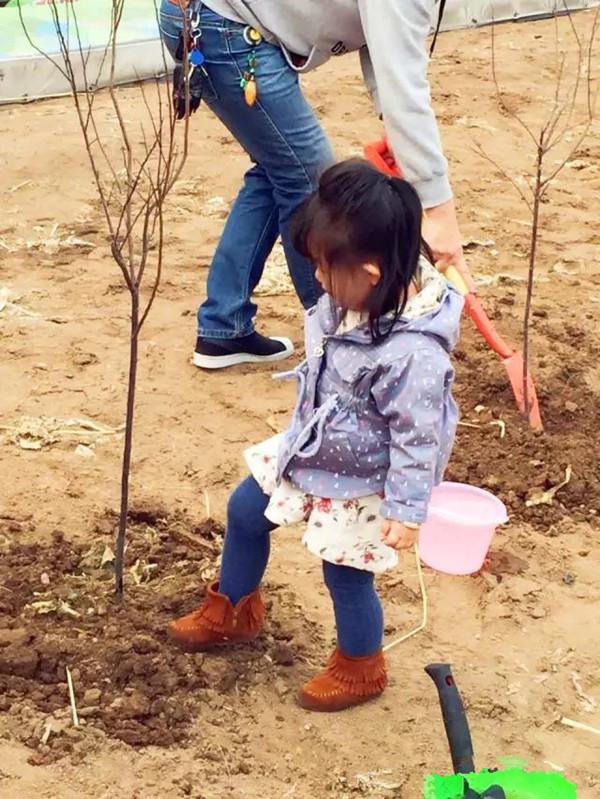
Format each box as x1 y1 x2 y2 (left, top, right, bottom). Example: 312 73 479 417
170 159 463 712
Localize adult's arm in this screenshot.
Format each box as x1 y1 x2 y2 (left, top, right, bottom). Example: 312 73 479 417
359 0 468 277
358 0 448 207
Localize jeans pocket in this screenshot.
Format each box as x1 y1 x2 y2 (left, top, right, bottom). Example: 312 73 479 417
225 25 289 72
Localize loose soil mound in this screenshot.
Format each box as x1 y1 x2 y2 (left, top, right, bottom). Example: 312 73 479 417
0 510 323 764
449 322 600 528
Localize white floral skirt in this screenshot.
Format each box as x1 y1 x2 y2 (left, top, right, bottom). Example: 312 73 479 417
244 435 398 573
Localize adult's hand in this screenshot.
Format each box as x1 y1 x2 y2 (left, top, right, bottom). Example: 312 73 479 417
423 198 474 291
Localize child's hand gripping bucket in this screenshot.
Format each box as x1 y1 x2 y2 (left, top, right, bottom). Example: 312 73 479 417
419 483 508 575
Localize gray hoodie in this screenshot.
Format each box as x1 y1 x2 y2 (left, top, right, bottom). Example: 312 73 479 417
203 0 450 208
275 285 463 525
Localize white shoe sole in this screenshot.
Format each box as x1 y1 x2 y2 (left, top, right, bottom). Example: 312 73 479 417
193 337 295 370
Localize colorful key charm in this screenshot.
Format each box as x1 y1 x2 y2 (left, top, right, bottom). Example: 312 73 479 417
189 47 205 68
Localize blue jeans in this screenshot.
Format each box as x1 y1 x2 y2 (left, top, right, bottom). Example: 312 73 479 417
159 2 333 339
219 476 384 657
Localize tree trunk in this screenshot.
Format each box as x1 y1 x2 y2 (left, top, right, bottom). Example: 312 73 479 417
115 289 140 598
523 139 544 420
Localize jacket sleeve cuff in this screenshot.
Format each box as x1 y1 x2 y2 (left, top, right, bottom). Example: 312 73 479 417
380 499 428 525
411 173 454 209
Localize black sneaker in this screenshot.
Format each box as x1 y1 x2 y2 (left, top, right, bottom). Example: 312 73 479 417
193 332 295 370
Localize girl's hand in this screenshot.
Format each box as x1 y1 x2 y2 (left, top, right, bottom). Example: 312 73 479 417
381 520 419 551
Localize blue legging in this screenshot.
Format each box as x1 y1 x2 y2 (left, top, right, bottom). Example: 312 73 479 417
219 475 384 657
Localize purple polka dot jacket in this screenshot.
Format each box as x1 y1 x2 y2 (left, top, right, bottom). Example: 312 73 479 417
275 285 464 524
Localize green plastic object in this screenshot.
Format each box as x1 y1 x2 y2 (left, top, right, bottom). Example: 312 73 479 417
423 768 578 799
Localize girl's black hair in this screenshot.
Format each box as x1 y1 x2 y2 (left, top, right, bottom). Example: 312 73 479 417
291 158 433 342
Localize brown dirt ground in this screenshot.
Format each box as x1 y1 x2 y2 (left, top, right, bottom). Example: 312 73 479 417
1 12 600 799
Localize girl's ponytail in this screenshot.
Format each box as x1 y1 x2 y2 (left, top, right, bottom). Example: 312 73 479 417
387 176 435 266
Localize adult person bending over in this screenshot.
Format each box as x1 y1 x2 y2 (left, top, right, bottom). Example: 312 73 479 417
160 0 467 370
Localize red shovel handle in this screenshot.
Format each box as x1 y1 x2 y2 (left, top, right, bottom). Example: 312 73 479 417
463 295 514 360
445 268 514 360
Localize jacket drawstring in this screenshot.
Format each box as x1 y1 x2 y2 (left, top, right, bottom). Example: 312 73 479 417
292 395 338 460
276 394 339 482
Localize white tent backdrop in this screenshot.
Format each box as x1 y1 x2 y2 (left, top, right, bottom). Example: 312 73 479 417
0 1 173 104
0 0 598 104
441 0 599 28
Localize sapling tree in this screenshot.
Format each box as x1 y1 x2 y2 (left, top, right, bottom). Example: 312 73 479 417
475 6 598 418
18 0 191 596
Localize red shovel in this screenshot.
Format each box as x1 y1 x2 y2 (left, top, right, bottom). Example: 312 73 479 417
364 139 542 430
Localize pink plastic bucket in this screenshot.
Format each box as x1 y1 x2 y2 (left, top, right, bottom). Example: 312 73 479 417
419 482 508 575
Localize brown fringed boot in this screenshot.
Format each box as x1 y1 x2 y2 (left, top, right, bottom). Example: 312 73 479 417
169 582 265 652
298 648 387 712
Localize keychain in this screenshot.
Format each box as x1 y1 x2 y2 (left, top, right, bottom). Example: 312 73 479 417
172 1 207 119
240 26 262 106
187 3 208 82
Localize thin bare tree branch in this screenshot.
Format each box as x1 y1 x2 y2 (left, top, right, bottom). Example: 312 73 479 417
491 19 540 150
541 116 595 187
471 143 534 213
16 0 70 81
19 0 190 598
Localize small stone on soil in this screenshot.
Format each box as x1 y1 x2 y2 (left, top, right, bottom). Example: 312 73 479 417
272 643 294 666
0 643 39 678
132 634 160 654
0 628 30 648
109 690 151 718
83 688 102 705
78 706 101 718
